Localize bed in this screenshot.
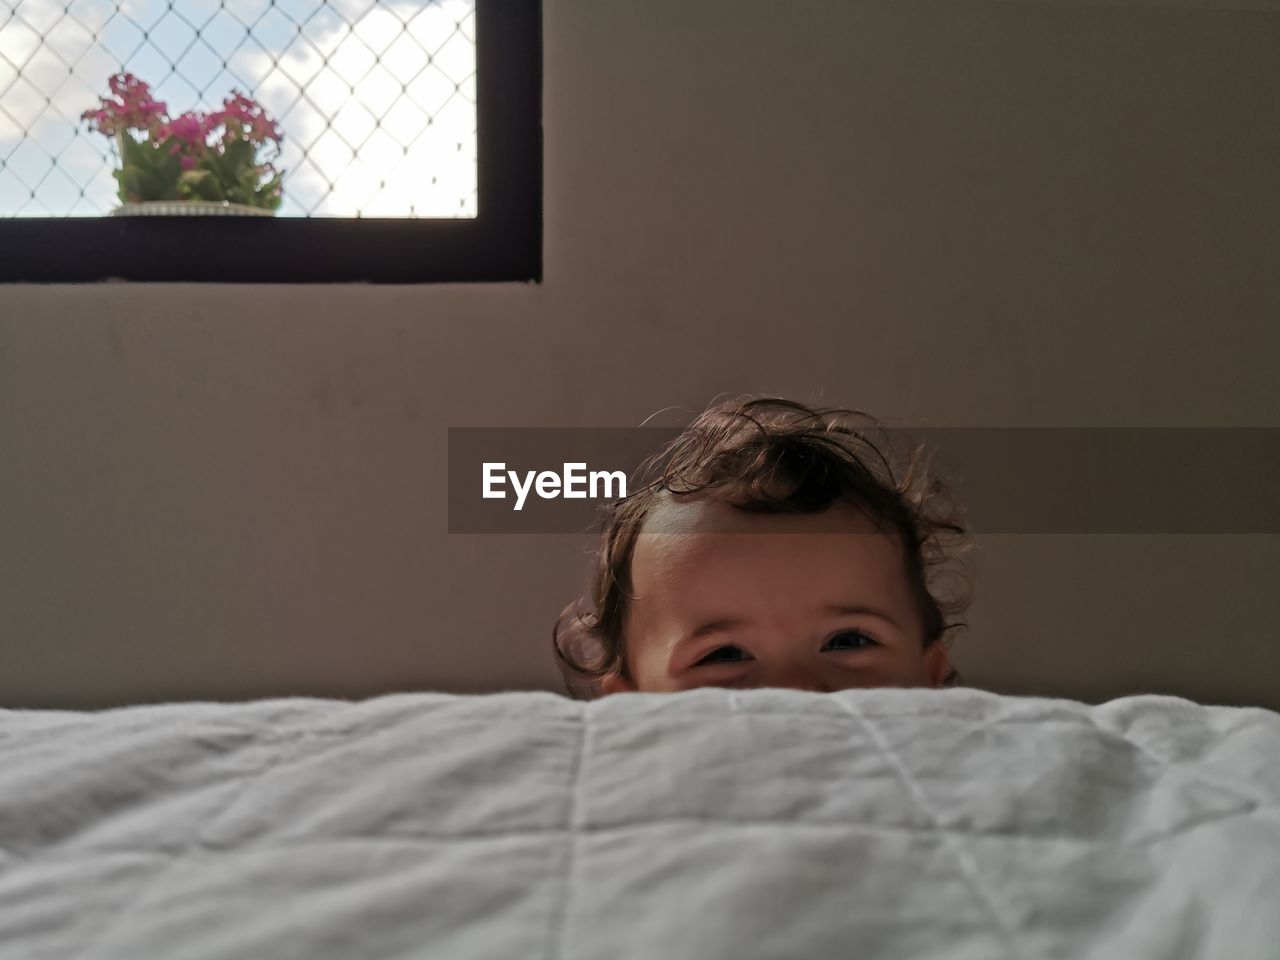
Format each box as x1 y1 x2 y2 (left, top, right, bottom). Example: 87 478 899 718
2 686 1278 959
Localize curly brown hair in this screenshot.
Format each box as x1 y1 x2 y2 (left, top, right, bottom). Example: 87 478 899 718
551 396 975 699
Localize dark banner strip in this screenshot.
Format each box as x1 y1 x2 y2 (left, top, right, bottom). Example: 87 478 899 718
447 428 1280 533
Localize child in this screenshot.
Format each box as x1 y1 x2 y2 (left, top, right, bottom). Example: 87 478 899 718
552 396 974 698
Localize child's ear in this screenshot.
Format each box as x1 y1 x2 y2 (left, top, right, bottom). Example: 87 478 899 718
598 670 637 696
924 641 951 688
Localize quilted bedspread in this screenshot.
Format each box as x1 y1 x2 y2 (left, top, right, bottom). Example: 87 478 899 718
1 686 1278 959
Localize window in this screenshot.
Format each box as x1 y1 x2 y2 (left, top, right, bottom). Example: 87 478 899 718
0 0 541 282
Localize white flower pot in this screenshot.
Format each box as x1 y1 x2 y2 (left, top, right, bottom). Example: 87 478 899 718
109 200 276 217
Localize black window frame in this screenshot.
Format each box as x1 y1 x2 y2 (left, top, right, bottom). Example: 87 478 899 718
0 0 541 284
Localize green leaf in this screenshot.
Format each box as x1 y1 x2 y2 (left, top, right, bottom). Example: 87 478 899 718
116 135 183 200
119 134 149 168
178 168 224 202
117 163 165 202
222 136 255 171
161 136 286 209
111 167 135 204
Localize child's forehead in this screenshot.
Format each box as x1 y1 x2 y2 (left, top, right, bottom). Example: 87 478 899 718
630 498 906 589
637 495 885 537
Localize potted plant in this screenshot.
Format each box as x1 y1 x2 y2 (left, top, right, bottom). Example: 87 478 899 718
82 73 285 216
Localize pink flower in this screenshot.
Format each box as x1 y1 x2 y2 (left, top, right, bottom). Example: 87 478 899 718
209 90 283 147
80 105 117 136
155 110 212 169
166 111 207 146
82 72 168 136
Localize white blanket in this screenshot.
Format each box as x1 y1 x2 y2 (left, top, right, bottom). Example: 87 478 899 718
1 687 1278 959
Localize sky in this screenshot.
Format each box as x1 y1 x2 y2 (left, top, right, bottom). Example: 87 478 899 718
0 0 476 217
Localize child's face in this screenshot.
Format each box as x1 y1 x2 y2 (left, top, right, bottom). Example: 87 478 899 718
600 498 949 695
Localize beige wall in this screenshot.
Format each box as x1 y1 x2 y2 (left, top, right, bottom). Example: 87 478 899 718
2 0 1278 710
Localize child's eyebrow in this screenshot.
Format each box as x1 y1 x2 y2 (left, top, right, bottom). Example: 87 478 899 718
823 603 901 628
683 618 746 643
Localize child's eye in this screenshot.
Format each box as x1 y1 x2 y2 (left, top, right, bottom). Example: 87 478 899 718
823 629 880 651
695 630 878 667
696 645 751 666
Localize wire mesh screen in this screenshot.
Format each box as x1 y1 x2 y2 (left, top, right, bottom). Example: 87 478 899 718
0 0 477 217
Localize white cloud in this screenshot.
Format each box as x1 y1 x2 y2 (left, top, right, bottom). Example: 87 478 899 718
1 0 124 213
250 0 476 217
